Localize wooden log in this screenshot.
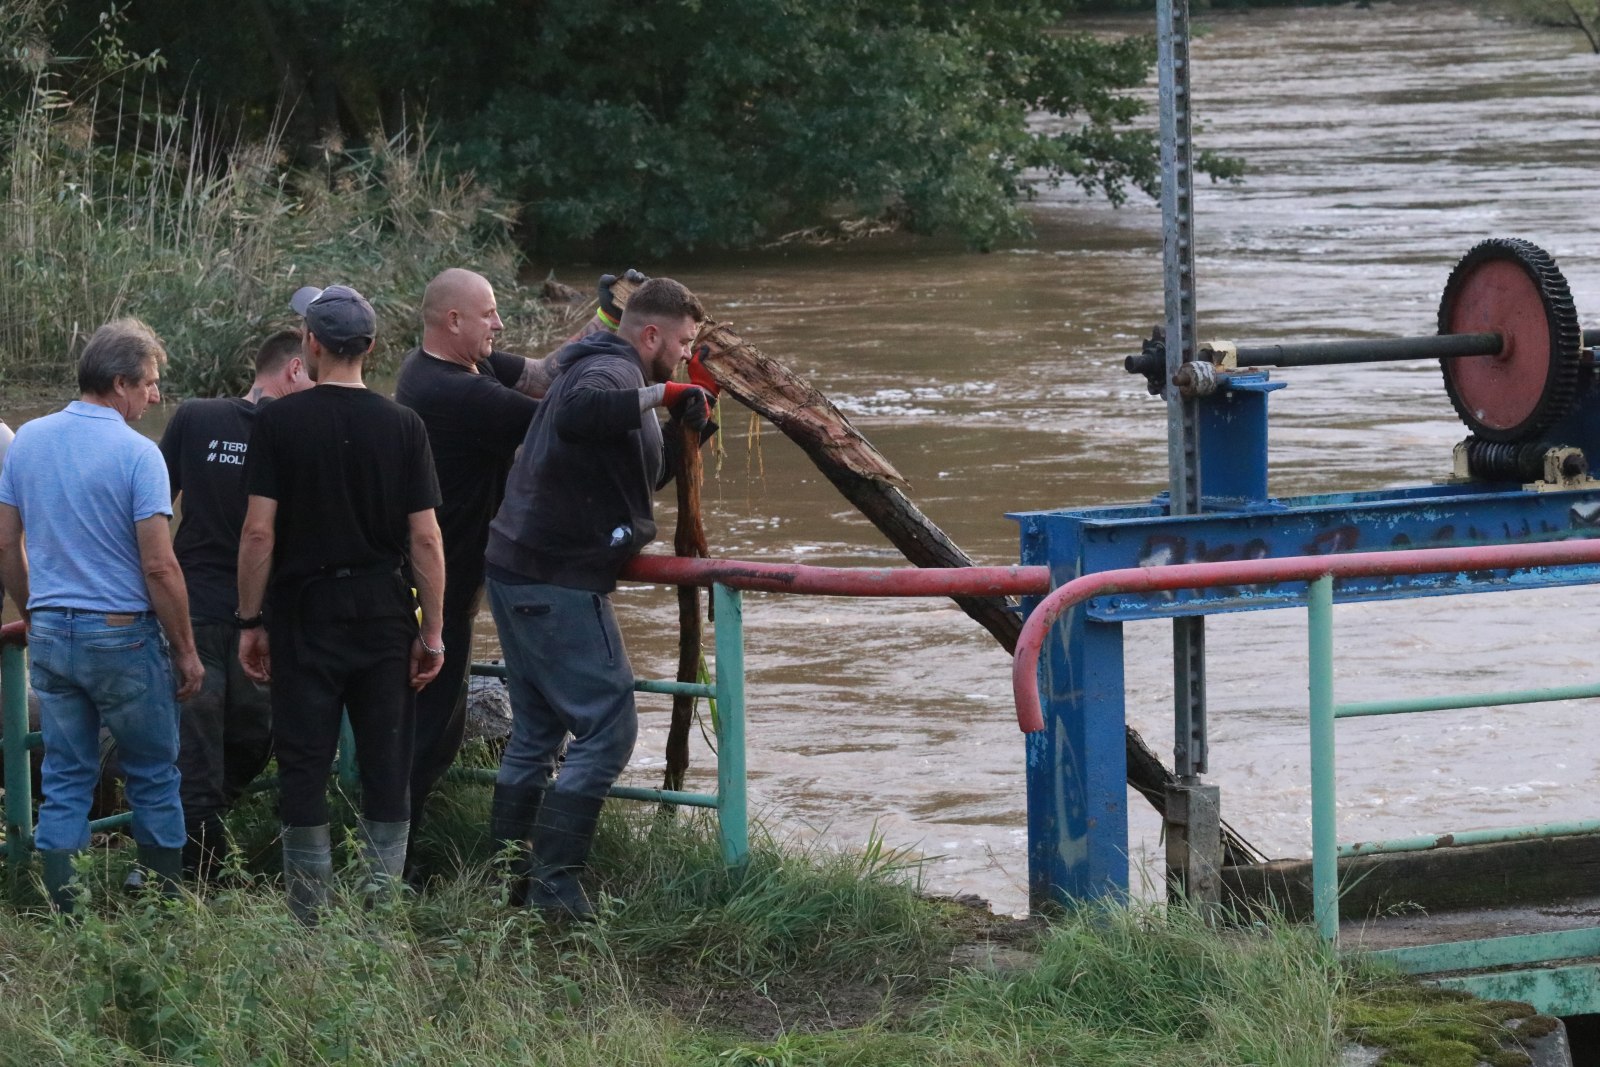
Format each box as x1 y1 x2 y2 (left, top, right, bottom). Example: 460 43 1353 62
664 420 708 795
610 278 1263 865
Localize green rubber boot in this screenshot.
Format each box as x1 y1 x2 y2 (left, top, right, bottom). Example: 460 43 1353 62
356 817 409 900
40 849 79 916
136 845 184 899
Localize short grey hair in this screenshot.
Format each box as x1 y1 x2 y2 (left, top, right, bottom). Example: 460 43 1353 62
78 319 166 396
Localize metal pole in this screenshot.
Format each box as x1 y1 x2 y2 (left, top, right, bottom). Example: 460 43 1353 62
1158 0 1199 517
1308 575 1338 943
1157 0 1217 911
1157 0 1207 781
713 584 749 871
2 643 32 864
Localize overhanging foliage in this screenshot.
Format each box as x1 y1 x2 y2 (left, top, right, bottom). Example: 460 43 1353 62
35 0 1240 256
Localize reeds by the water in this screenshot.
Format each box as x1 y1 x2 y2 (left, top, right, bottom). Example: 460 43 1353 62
0 67 570 398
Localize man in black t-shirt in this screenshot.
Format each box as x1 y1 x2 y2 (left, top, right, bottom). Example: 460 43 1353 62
159 329 311 880
237 285 446 924
393 268 544 879
394 268 647 882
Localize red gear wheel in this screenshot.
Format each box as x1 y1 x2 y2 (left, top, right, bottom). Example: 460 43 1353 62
1438 238 1581 443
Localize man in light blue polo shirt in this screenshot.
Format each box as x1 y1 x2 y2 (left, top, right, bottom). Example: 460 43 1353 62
0 318 204 914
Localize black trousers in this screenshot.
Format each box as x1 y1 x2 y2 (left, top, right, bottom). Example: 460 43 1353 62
176 621 274 824
408 579 477 827
269 575 417 827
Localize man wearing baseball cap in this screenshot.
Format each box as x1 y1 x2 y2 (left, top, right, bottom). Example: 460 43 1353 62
236 284 447 923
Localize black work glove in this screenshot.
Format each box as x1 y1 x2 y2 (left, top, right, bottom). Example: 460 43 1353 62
597 268 650 326
665 383 713 433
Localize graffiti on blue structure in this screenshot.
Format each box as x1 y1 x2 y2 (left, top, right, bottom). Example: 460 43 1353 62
1136 514 1586 571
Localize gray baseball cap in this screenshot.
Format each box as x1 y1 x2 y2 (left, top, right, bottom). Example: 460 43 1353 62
290 284 376 356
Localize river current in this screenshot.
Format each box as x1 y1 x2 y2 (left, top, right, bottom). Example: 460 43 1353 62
7 2 1600 914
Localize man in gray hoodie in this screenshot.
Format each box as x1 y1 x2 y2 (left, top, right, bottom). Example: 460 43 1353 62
483 276 712 921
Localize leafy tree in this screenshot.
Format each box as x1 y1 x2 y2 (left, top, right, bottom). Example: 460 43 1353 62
40 0 1240 256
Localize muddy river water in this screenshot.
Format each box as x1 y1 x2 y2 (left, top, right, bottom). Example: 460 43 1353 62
8 2 1600 914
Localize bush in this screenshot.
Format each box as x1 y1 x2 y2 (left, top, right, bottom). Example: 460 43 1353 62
0 71 578 395
30 0 1245 259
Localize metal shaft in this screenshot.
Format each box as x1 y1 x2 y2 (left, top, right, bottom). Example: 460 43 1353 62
1235 332 1502 368
1158 0 1206 778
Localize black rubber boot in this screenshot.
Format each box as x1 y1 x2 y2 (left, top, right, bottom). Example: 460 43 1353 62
282 824 333 927
488 781 544 906
136 845 184 899
40 849 79 916
182 813 227 883
523 791 604 923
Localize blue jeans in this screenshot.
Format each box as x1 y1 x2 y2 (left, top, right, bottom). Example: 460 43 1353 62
27 609 184 850
487 578 637 799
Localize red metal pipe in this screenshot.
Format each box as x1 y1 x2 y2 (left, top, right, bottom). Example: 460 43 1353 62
622 554 1050 598
1011 537 1600 735
0 620 23 649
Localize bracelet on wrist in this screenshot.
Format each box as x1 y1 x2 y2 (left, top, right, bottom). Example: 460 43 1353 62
419 637 445 657
234 610 265 630
595 307 620 330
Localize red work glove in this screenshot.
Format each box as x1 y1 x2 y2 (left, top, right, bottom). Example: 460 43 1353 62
686 344 720 398
661 382 713 433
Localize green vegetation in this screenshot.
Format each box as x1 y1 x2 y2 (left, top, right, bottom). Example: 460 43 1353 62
0 5 579 394
17 0 1241 259
0 0 1251 387
0 756 1539 1067
1491 0 1600 52
1340 978 1555 1067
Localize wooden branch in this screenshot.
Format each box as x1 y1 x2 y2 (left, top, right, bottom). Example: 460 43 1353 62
693 320 907 487
611 277 903 486
664 421 708 796
1566 0 1600 50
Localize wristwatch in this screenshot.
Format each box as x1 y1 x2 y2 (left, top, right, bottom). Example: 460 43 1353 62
233 610 265 630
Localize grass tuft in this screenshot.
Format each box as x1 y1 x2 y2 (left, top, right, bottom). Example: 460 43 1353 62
0 775 1538 1066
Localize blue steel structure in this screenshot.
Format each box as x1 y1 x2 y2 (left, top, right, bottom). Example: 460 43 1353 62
1011 368 1600 910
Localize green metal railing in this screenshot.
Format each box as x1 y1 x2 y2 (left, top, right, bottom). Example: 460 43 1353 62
1009 537 1600 1016
1 583 749 872
450 582 749 869
1307 574 1600 1013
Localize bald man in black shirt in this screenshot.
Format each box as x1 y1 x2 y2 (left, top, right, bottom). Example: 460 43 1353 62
394 269 597 883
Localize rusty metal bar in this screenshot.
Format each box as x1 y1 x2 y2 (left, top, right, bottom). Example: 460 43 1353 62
622 555 1048 597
